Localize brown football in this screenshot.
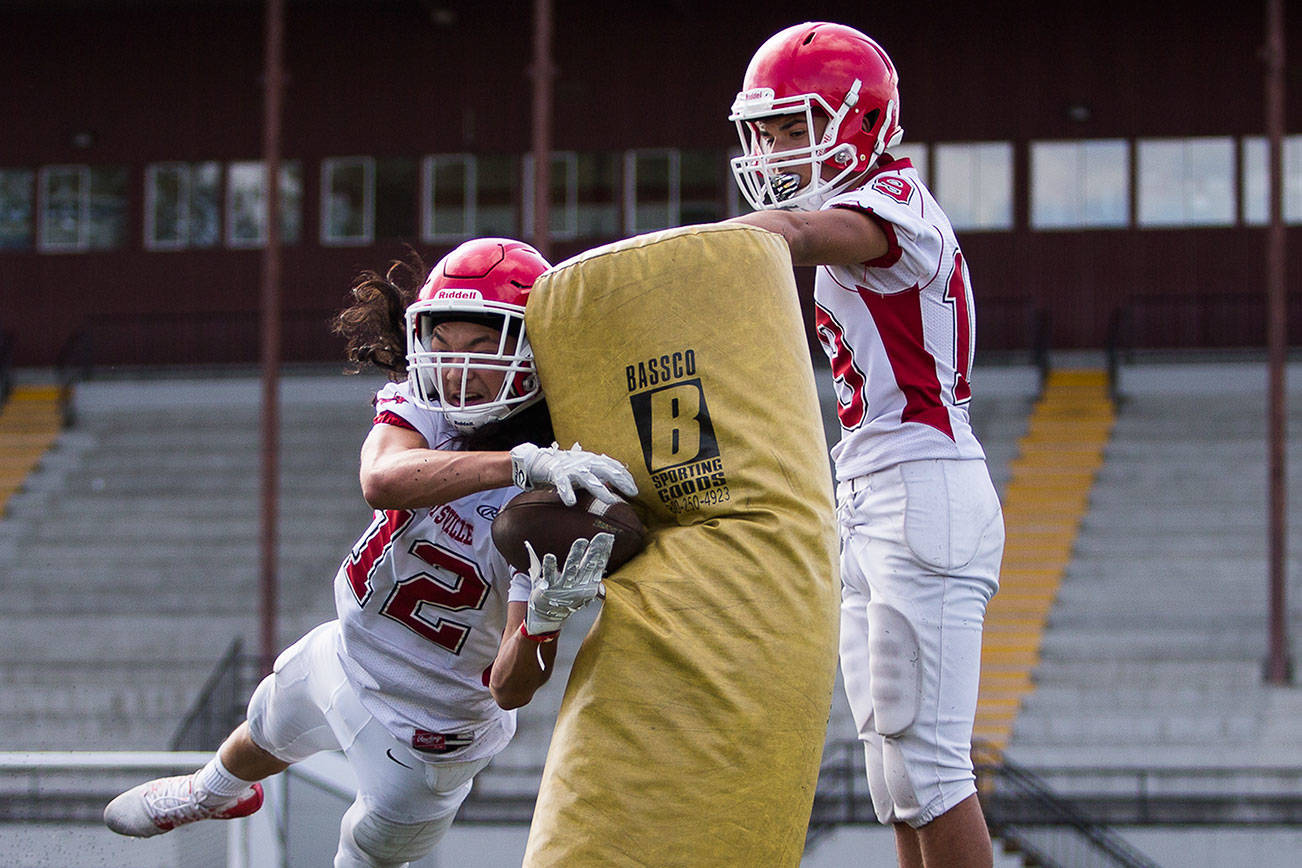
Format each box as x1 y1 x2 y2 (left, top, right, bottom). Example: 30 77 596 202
491 487 647 574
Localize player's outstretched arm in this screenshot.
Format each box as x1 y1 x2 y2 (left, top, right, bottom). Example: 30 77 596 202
725 207 888 267
490 534 614 709
359 422 514 509
509 442 637 506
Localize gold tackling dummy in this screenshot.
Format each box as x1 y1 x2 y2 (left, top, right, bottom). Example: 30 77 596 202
522 224 840 866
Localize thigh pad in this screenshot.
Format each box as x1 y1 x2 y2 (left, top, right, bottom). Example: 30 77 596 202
867 600 922 737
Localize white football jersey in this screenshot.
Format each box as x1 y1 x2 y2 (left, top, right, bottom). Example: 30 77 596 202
332 380 531 758
814 156 987 480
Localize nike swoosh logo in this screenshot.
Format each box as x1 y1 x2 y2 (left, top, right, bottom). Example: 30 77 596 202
386 748 413 769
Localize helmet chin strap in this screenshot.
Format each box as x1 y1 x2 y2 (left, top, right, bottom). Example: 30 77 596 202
872 99 902 160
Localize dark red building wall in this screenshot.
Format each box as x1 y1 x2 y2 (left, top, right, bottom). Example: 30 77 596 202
1 1 1298 366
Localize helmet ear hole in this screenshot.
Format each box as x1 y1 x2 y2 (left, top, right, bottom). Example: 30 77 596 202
862 108 880 134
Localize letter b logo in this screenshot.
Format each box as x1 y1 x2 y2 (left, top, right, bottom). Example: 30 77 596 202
630 379 719 472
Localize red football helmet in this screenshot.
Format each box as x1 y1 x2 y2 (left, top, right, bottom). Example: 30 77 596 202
405 238 551 432
729 22 904 211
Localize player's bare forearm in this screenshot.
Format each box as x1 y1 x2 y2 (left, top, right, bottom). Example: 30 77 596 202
490 604 555 709
726 210 815 262
725 207 888 266
359 423 513 509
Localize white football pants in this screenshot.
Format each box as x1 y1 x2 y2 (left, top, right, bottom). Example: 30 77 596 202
836 458 1004 828
245 621 493 866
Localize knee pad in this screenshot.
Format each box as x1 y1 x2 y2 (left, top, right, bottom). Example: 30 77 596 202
867 601 922 738
862 731 898 825
334 799 456 868
881 735 925 825
865 721 928 827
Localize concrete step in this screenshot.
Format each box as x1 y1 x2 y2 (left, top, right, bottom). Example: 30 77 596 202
1070 536 1266 557
0 585 320 615
1037 627 1267 660
0 682 199 717
1 613 262 660
1011 710 1261 745
0 562 347 598
1003 740 1302 769
0 712 190 750
16 517 363 550
1021 683 1268 711
0 658 214 685
4 540 353 568
1027 659 1262 685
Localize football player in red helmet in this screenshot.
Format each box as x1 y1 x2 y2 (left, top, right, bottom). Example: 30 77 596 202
730 21 903 213
404 238 548 434
104 238 635 866
727 23 1005 868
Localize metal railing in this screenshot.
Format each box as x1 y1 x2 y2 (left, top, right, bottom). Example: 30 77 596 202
1004 764 1302 825
809 739 1163 867
1106 292 1302 402
1108 292 1302 355
170 638 263 751
973 742 1163 868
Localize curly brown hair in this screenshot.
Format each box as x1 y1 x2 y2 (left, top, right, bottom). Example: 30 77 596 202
333 254 426 380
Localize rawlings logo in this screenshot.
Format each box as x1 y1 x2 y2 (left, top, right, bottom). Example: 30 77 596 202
412 729 473 754
412 731 446 751
476 504 499 521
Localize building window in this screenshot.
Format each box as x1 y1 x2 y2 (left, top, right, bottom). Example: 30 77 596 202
624 149 680 234
1030 139 1129 229
422 154 474 241
523 151 580 239
1137 137 1234 227
145 162 220 250
0 168 34 250
321 156 419 244
226 160 302 248
891 142 929 184
475 153 519 237
1241 135 1302 225
38 164 128 252
321 157 374 245
934 142 1013 231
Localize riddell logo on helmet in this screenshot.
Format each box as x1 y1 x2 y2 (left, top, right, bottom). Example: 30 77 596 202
736 87 776 110
434 288 483 301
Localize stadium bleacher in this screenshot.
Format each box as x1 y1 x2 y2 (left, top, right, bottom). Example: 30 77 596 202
0 371 372 751
1008 360 1302 774
1 357 1300 867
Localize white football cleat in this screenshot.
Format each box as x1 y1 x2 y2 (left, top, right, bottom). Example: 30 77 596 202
103 773 264 838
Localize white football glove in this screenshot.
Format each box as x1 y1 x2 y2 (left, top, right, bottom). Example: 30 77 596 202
524 533 614 636
509 442 637 507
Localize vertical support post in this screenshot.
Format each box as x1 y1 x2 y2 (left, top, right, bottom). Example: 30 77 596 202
259 0 285 677
1264 0 1292 685
531 0 554 259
